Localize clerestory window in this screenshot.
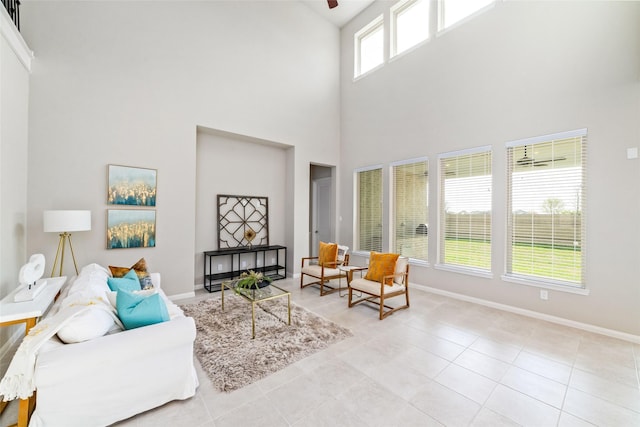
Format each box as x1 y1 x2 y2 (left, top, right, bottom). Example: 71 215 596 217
354 15 384 78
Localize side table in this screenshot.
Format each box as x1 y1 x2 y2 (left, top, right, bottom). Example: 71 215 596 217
0 276 67 427
338 266 367 297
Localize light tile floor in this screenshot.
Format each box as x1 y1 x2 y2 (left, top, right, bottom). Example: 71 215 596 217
1 278 639 426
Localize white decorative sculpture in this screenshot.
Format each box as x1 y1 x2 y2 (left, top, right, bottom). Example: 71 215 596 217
15 254 47 302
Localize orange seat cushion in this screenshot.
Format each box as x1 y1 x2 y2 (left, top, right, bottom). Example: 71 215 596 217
318 242 338 267
365 252 400 286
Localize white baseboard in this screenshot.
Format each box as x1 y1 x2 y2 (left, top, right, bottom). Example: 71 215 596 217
168 291 196 301
412 283 640 344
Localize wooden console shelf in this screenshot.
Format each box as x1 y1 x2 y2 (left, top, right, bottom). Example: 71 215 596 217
203 245 287 292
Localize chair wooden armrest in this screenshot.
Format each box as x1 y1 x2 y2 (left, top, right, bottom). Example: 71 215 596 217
301 256 319 267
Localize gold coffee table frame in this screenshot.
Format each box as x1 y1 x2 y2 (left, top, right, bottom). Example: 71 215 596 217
221 280 291 339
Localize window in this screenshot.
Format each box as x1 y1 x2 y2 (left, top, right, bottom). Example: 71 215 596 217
354 15 384 78
392 158 429 261
438 0 494 31
391 0 429 57
438 147 492 274
355 166 383 252
505 129 587 288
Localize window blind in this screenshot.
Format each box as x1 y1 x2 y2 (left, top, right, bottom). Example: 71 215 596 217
356 167 383 252
438 147 492 272
506 129 587 287
392 158 429 261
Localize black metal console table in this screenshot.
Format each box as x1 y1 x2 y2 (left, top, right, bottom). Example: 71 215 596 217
203 245 287 292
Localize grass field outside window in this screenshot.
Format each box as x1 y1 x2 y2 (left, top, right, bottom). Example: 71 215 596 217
444 239 581 283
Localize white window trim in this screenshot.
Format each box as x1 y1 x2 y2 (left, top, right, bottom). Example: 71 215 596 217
439 145 493 160
390 0 430 59
503 128 588 292
505 128 587 148
435 263 494 279
436 0 497 38
354 14 385 79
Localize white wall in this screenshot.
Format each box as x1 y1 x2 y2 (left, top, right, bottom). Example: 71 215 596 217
340 1 640 335
20 1 341 296
0 10 32 349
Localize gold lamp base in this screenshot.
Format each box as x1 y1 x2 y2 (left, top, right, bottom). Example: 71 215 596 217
50 232 80 277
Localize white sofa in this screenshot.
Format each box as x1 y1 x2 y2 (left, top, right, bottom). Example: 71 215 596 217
28 264 199 427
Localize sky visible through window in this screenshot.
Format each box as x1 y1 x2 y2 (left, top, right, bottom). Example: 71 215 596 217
360 26 384 74
395 0 429 55
442 0 494 29
444 167 582 214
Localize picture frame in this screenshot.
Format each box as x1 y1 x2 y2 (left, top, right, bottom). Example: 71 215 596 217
107 164 157 206
217 195 269 250
107 209 156 249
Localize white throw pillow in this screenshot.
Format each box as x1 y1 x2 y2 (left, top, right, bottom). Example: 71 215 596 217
57 307 116 344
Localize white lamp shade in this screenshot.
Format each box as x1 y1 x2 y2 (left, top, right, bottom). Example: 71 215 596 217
43 210 92 233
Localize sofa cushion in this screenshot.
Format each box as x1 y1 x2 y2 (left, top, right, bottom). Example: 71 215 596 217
107 269 140 292
116 289 169 330
109 258 153 289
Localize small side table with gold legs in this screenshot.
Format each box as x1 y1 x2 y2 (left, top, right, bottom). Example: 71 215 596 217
0 276 66 427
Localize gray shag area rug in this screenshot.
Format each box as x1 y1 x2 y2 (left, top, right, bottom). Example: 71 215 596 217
180 294 352 392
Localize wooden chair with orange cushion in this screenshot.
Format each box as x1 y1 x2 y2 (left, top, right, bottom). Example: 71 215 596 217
348 252 410 319
300 242 349 296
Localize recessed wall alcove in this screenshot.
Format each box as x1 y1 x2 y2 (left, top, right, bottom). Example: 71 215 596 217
194 126 294 286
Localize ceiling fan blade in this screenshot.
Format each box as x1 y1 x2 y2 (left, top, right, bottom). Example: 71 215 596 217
328 0 339 9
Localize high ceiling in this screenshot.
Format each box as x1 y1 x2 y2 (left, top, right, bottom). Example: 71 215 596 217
301 0 375 28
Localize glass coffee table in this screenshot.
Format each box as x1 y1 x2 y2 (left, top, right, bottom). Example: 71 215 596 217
220 280 291 339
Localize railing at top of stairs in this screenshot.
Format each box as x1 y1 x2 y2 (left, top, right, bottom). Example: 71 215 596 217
2 0 20 31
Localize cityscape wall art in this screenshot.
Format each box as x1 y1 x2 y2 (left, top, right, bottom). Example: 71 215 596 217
107 164 157 206
107 209 156 249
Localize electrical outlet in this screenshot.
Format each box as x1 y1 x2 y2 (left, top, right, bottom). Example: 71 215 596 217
271 258 275 265
257 259 261 266
540 290 549 300
241 261 247 268
217 264 223 271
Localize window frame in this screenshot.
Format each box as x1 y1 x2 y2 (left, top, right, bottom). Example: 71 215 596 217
354 14 385 79
502 129 588 295
437 0 496 34
391 0 430 58
353 165 384 255
436 145 493 278
390 157 429 264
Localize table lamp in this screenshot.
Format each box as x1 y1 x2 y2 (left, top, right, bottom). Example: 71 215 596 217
43 210 91 277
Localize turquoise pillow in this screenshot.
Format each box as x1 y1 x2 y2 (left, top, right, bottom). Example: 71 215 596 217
116 289 169 330
107 269 140 292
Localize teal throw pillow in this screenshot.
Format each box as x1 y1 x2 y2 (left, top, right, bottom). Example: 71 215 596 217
107 269 140 292
116 289 169 330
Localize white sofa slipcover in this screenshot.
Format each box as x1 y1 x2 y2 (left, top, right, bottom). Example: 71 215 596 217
28 267 199 427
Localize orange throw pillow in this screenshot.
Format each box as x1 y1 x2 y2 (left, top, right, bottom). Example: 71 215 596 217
109 258 153 289
318 242 338 267
365 252 400 286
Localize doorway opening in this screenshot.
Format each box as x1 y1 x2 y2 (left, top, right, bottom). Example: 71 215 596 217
309 164 336 256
